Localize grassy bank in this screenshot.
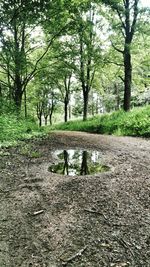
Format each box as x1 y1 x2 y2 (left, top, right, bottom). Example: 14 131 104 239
48 105 150 138
0 105 150 146
0 114 44 146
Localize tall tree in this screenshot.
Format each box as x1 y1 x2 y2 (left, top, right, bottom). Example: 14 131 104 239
77 3 98 120
101 0 141 111
0 0 70 111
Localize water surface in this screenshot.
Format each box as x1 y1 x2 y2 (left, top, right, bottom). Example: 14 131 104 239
48 149 110 176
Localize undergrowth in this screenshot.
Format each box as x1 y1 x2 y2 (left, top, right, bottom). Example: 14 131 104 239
0 114 44 147
0 105 150 147
48 105 150 138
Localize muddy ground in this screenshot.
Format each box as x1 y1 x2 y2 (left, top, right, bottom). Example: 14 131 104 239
0 131 150 267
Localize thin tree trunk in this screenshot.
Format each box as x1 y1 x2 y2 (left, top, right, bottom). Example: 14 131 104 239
69 105 71 120
83 91 89 121
114 83 120 110
49 112 53 125
39 116 42 127
96 96 99 114
123 47 132 111
14 19 23 111
64 96 69 122
0 85 2 114
49 99 54 125
24 89 27 118
45 117 47 125
37 103 43 127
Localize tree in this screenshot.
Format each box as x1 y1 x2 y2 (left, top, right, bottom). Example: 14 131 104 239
52 71 73 123
0 0 70 112
101 0 143 111
76 3 99 120
0 0 44 110
45 38 76 122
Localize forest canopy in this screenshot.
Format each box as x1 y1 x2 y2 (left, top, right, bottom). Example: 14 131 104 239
0 0 149 125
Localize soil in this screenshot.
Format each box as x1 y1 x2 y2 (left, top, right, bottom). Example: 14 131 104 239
0 131 150 267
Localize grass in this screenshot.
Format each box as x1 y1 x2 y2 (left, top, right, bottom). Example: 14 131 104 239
0 114 45 147
48 105 150 138
0 105 150 147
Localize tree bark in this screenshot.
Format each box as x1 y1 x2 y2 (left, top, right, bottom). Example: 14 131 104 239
49 98 54 125
114 83 120 110
24 89 27 118
83 90 89 121
45 117 48 125
39 116 42 127
123 47 132 111
63 74 72 123
64 96 69 122
69 105 71 120
123 0 132 111
13 81 23 111
37 103 43 127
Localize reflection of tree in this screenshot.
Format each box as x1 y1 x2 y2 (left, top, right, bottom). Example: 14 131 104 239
49 149 109 176
80 151 89 175
63 150 69 175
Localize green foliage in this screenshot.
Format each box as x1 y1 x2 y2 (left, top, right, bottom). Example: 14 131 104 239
0 114 43 145
48 105 150 138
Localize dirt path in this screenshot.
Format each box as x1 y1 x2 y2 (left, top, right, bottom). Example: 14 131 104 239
0 131 150 267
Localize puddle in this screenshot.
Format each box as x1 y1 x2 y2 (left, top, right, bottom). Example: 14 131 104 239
48 149 110 176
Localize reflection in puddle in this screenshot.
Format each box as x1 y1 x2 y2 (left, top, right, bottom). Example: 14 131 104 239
48 149 110 176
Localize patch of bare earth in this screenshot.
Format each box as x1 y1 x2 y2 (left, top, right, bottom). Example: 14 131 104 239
0 131 150 267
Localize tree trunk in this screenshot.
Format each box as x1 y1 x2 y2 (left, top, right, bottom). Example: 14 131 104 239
49 99 54 125
24 89 27 118
64 97 68 122
37 103 43 127
39 116 42 127
13 19 23 111
45 117 47 125
0 85 2 114
96 96 99 114
114 83 120 110
14 82 23 111
69 105 71 120
91 92 94 116
83 90 89 121
49 113 53 125
123 46 132 111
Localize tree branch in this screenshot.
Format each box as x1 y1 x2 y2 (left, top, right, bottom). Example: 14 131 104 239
130 0 139 41
116 7 126 30
0 64 15 81
119 75 125 82
22 24 69 90
0 79 9 87
90 69 96 88
111 41 124 54
105 60 124 67
61 246 87 266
